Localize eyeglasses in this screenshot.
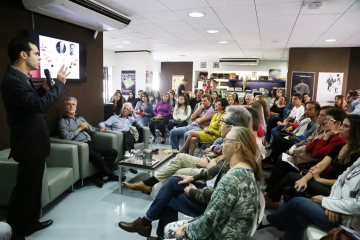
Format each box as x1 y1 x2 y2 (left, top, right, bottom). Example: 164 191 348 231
123 107 131 111
325 118 337 123
220 119 233 125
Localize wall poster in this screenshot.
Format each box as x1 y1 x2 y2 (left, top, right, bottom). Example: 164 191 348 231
291 71 315 98
172 75 184 94
145 70 153 95
121 70 136 95
316 72 344 106
269 69 281 80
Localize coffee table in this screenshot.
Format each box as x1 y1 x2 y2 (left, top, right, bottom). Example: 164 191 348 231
118 148 177 199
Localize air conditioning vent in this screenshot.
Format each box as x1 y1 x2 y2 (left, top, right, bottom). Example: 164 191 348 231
22 0 131 31
219 58 259 66
69 0 131 24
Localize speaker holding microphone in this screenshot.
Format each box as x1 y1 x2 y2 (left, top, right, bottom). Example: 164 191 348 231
44 69 53 87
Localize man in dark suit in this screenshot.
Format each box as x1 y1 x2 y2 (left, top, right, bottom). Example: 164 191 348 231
1 38 69 240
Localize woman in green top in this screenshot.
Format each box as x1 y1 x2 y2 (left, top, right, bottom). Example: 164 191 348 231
178 98 228 155
165 127 262 240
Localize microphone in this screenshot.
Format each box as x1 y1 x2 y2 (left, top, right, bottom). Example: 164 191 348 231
44 69 53 87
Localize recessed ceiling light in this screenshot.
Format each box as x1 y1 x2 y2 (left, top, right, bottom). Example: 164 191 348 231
218 41 228 44
116 46 124 48
122 41 131 44
179 55 186 57
207 30 219 34
269 40 280 43
188 12 204 18
325 39 337 42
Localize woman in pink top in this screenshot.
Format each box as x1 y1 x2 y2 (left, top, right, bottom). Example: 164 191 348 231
149 93 173 144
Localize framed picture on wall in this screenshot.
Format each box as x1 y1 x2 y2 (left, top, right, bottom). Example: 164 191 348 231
252 72 257 80
213 62 219 68
200 62 206 68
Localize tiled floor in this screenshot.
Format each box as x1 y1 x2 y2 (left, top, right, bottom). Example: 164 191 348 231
0 140 285 240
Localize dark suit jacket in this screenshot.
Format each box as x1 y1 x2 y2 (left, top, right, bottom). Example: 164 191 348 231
1 66 66 161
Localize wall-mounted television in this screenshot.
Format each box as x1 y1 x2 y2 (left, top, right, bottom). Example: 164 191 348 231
28 31 86 83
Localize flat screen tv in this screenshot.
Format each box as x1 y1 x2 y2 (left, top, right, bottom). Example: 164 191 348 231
28 31 86 83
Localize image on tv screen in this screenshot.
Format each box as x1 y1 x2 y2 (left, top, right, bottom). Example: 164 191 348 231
39 35 80 79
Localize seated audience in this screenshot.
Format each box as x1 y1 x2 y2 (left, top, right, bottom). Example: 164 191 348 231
167 95 191 132
168 91 176 109
210 91 219 109
259 154 360 240
249 101 267 139
334 94 347 110
203 79 211 93
302 93 311 104
126 91 137 108
269 88 284 108
255 94 267 103
265 115 360 208
134 90 143 106
59 97 120 187
208 80 221 95
244 94 255 106
264 108 348 208
134 92 153 126
189 89 203 110
163 127 262 240
149 93 172 144
346 90 360 115
179 98 228 155
265 96 286 144
111 90 125 115
170 94 214 150
123 105 252 195
119 127 261 240
150 91 161 108
227 94 235 105
232 92 240 105
99 102 144 157
265 101 320 165
177 79 189 97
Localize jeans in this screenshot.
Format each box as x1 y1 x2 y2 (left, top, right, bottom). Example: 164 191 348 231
267 197 339 240
266 117 282 143
145 176 207 238
271 125 284 140
141 116 151 126
169 125 202 150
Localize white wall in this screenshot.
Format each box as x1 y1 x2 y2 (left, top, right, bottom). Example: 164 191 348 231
153 60 161 73
103 49 116 67
112 52 153 94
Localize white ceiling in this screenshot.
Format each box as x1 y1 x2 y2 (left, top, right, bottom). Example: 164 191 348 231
98 0 360 62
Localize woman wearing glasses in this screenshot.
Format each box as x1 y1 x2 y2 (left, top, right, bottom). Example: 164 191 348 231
178 98 228 155
264 114 360 210
163 127 262 240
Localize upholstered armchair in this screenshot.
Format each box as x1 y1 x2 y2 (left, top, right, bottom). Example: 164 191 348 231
0 143 79 208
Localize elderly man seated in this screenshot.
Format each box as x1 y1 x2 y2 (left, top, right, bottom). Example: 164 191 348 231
99 102 144 154
123 106 253 195
59 97 120 188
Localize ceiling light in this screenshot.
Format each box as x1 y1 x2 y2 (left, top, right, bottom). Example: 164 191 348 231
188 12 204 18
122 41 131 44
218 41 228 44
180 55 186 57
116 46 124 48
207 30 219 34
325 39 337 42
306 2 325 9
269 40 280 43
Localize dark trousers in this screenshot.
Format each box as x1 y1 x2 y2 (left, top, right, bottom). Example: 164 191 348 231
268 197 339 240
7 157 46 236
145 176 207 238
149 118 170 137
266 116 282 143
265 156 298 192
267 172 332 202
167 120 188 132
268 136 295 162
122 127 144 152
87 142 118 176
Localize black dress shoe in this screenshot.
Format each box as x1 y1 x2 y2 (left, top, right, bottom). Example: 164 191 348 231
121 175 126 182
11 235 25 240
90 176 104 188
129 168 138 174
108 174 119 182
25 220 53 236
